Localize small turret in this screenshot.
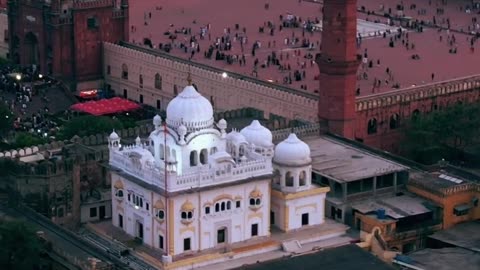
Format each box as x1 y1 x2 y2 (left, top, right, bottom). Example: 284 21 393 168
108 130 121 150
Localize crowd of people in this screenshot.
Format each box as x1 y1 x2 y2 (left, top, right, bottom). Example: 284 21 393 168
0 64 60 139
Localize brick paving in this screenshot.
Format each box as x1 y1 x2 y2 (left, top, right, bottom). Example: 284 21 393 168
128 0 480 97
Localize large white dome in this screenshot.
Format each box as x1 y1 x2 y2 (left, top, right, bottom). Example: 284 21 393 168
240 120 273 148
274 133 311 166
166 85 214 131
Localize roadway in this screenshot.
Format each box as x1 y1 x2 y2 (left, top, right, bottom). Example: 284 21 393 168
0 204 157 270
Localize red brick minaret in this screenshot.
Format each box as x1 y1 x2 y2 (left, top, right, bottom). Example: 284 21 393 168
317 0 359 139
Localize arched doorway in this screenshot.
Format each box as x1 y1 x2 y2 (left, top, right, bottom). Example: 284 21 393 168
24 32 39 66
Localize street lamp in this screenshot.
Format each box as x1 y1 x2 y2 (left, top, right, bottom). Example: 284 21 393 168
38 74 43 79
221 72 228 78
15 74 22 81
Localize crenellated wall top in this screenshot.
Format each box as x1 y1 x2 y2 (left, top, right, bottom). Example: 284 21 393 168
356 75 480 111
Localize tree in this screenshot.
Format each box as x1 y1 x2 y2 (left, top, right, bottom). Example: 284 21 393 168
57 115 126 140
0 103 14 137
14 132 47 148
403 103 480 164
0 220 42 270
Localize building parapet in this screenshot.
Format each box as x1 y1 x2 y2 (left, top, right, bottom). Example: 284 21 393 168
356 74 480 111
72 0 113 10
272 123 321 143
109 146 272 192
393 223 442 240
408 178 479 197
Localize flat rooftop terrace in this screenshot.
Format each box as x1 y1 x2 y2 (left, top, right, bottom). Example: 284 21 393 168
304 135 408 182
129 0 480 97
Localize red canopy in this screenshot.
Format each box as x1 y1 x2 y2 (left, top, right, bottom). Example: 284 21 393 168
70 97 141 116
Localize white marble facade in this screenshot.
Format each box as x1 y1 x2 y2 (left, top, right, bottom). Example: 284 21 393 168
110 82 329 257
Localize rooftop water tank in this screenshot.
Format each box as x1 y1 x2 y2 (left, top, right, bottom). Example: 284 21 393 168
376 208 386 219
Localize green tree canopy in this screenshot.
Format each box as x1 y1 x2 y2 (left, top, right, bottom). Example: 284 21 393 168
0 220 42 270
14 132 47 149
403 102 480 164
57 115 127 140
0 103 14 137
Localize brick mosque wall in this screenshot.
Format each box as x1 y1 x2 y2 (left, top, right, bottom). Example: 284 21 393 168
103 42 318 123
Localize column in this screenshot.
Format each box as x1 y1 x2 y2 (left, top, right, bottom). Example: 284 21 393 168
343 183 348 201
373 176 377 196
393 173 398 194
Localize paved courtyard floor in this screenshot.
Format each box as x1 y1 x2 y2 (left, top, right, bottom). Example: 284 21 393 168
128 0 480 97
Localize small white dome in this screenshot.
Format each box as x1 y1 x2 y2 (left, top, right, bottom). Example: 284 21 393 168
240 120 273 148
218 119 227 129
153 114 162 126
226 131 247 145
274 133 311 166
109 130 119 140
166 85 214 131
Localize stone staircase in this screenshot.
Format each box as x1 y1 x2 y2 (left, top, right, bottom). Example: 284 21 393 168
281 240 302 252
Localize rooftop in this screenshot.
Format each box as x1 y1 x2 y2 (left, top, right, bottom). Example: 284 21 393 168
239 244 394 270
399 247 480 270
129 0 480 97
351 193 432 219
429 221 480 251
304 136 408 182
408 170 479 196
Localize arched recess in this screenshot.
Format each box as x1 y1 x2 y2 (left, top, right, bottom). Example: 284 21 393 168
122 64 128 79
24 32 39 65
411 109 420 120
389 113 400 129
190 150 198 166
155 73 162 89
199 149 208 165
367 118 377 134
299 171 306 186
286 172 294 187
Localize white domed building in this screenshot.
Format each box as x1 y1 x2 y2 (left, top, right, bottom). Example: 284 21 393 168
270 134 329 231
108 80 330 260
109 82 276 258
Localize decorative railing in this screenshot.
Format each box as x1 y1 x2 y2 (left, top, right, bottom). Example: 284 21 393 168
272 123 321 143
109 148 272 192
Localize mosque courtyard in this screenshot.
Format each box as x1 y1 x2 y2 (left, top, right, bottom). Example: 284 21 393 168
128 0 480 97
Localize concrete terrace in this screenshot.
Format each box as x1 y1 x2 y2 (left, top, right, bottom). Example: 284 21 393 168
87 218 351 270
128 0 480 97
